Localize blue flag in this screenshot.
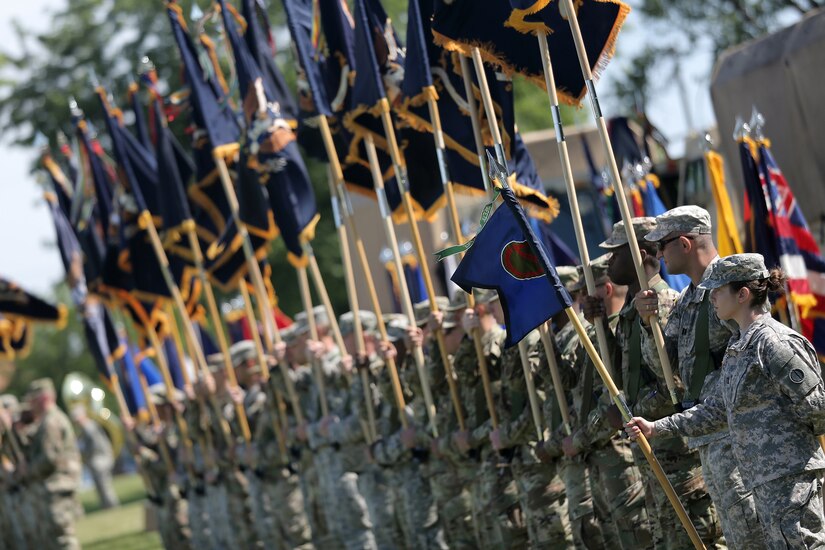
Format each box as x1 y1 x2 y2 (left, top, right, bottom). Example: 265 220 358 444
432 0 629 106
240 0 298 126
451 155 572 347
127 81 152 149
282 0 332 117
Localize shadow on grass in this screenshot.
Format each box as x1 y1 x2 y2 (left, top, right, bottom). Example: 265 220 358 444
82 531 162 550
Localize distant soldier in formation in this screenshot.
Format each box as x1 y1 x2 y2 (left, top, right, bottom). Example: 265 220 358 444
71 404 119 509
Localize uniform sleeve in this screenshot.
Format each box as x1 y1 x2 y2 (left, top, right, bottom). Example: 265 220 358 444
640 289 681 379
653 392 727 438
761 334 825 434
29 415 70 481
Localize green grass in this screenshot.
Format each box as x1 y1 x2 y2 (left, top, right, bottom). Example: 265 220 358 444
76 473 162 549
79 473 148 514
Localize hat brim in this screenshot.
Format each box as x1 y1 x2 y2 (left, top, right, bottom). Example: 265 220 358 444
643 226 672 242
598 239 626 250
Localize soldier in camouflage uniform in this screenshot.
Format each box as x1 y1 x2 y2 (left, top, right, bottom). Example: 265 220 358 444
25 378 82 550
629 253 825 549
587 218 724 549
548 259 649 550
372 312 448 549
0 394 27 550
71 404 119 509
135 384 194 550
454 289 528 548
421 297 478 550
638 206 765 549
302 308 378 550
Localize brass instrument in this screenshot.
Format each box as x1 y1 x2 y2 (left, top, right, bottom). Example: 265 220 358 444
62 372 125 458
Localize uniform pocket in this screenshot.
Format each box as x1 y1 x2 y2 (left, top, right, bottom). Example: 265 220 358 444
779 476 825 549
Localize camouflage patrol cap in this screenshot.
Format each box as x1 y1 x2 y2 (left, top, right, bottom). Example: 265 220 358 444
645 206 712 242
384 313 409 342
572 254 612 292
280 323 300 345
413 296 450 326
229 340 257 368
339 310 378 337
473 288 499 305
599 217 657 249
293 305 329 336
444 293 468 313
206 352 225 373
148 383 185 405
555 266 580 293
27 378 55 397
698 254 770 290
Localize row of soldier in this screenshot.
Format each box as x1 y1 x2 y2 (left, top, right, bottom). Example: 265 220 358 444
3 203 825 549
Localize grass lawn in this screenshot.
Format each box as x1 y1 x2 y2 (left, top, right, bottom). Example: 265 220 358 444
76 473 162 549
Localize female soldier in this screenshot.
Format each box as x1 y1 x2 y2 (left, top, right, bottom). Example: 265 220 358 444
625 253 825 549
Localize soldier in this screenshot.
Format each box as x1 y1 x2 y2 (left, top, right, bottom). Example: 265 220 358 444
70 404 120 509
586 218 724 549
627 254 825 549
0 394 27 550
453 289 525 548
421 297 478 550
556 255 651 549
302 308 377 550
130 384 193 550
636 206 764 549
372 312 448 549
24 378 82 550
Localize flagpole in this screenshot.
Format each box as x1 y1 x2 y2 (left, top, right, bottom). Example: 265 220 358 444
539 322 572 435
211 152 305 424
133 335 177 474
297 266 330 418
237 281 289 459
518 339 544 441
317 115 409 431
566 307 704 549
557 0 680 406
185 225 252 444
139 210 236 452
458 55 494 195
326 166 378 442
535 33 616 382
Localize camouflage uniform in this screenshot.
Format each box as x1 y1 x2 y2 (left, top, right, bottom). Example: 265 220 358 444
74 412 119 509
643 209 763 550
26 382 82 550
614 274 725 549
490 330 573 549
655 255 825 548
427 336 477 550
551 310 649 550
372 318 448 550
307 333 377 550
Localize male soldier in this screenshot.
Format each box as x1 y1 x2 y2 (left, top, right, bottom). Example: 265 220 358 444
586 218 724 548
557 255 652 549
24 378 82 550
421 297 478 549
372 312 449 549
71 405 119 509
479 295 574 548
452 289 526 548
537 265 613 550
301 308 378 550
637 206 764 550
0 394 27 550
133 384 193 550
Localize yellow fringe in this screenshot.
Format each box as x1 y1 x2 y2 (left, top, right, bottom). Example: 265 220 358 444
504 0 553 35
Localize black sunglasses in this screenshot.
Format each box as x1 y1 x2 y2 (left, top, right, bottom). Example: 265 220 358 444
657 235 693 252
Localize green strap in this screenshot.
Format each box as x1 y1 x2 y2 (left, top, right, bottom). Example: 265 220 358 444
579 358 594 420
685 292 712 402
626 316 642 404
434 188 500 261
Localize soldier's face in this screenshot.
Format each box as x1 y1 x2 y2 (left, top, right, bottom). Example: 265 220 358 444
710 284 739 321
607 245 635 286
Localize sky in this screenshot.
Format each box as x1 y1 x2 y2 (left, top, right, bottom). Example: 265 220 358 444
0 0 720 297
